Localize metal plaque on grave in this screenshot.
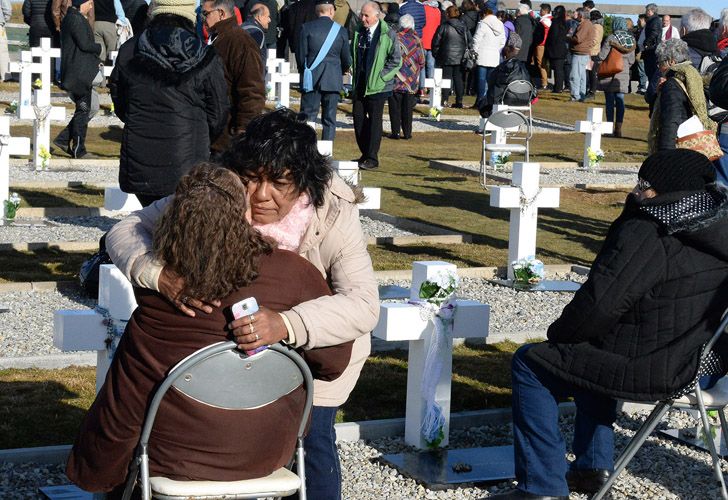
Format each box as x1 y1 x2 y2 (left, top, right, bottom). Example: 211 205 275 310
378 284 410 300
39 484 97 499
490 279 581 292
659 419 728 458
380 446 515 487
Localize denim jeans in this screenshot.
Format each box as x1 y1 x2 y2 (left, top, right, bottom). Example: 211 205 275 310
476 65 491 103
302 405 341 500
511 344 618 496
604 92 625 123
420 49 436 90
569 54 589 100
715 128 728 186
637 58 647 91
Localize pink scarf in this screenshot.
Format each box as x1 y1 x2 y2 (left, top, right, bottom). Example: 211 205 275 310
251 194 314 251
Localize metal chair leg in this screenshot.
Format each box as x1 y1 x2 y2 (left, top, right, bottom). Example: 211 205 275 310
695 388 728 499
718 407 728 458
592 402 671 500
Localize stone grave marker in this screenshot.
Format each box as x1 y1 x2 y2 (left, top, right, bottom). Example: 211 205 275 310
575 107 612 169
489 162 560 280
8 51 40 118
0 116 31 222
317 140 380 209
270 60 299 108
264 49 284 100
423 68 451 121
30 38 57 93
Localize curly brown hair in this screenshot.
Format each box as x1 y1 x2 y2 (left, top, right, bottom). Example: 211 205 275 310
153 164 273 302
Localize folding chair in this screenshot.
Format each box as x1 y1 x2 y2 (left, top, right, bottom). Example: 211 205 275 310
501 79 535 129
479 109 532 189
593 311 728 500
122 341 314 500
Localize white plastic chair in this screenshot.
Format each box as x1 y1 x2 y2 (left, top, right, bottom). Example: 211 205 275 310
121 341 314 500
593 311 728 500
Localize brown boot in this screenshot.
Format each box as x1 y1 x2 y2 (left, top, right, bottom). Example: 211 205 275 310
614 122 623 138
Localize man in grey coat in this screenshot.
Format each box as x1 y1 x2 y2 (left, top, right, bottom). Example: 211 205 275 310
296 0 351 140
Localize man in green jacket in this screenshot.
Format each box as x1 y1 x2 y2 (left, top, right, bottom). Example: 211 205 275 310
351 1 401 170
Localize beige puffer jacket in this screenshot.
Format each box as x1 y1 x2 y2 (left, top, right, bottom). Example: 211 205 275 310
106 174 379 407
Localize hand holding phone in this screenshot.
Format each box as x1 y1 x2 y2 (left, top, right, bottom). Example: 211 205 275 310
231 297 267 356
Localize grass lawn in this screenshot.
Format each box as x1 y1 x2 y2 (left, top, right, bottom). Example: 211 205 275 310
0 342 520 449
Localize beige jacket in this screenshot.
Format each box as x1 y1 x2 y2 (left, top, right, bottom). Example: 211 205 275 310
106 174 379 407
590 24 603 56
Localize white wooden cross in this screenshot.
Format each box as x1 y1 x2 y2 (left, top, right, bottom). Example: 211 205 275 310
575 107 612 169
54 264 137 393
30 38 59 98
104 187 142 212
29 84 66 170
373 261 490 449
317 140 381 209
490 162 560 279
423 68 451 121
8 51 41 120
0 117 30 221
103 50 119 77
264 49 284 101
270 61 299 108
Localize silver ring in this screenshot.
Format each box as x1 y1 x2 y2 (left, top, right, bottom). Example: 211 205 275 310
180 295 189 305
250 313 256 323
255 333 260 341
250 323 255 334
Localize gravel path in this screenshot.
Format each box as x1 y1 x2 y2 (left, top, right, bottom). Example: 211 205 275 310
455 163 640 187
3 409 726 499
10 162 119 184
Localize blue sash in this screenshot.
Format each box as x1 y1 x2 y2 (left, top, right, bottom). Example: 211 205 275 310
302 22 341 93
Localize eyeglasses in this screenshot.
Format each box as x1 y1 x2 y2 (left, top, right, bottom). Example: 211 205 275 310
637 178 652 191
201 8 221 18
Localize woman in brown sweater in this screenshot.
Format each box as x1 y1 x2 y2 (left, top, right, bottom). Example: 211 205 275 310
66 164 339 494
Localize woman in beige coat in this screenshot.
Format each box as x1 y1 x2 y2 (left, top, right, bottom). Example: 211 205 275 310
587 9 604 99
106 109 378 500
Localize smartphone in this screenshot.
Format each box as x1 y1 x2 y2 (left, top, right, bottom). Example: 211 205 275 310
231 297 267 356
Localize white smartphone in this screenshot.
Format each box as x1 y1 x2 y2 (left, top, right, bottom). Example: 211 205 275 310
231 297 266 356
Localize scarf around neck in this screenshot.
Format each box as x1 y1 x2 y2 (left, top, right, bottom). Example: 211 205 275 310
251 193 315 252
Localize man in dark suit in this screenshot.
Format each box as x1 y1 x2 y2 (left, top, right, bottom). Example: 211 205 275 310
296 0 351 140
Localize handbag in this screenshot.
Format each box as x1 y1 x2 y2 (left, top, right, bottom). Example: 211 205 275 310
676 130 724 161
598 47 623 78
462 48 477 70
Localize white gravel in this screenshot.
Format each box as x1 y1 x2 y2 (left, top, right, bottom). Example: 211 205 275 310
10 162 119 184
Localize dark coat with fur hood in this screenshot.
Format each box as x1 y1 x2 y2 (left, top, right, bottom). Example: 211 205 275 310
526 185 728 401
109 15 229 198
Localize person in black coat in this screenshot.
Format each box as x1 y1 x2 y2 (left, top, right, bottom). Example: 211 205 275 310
108 0 229 206
53 0 100 158
23 0 55 47
432 5 468 107
296 0 351 140
642 3 662 101
279 0 316 57
545 5 568 92
490 150 728 500
513 3 534 62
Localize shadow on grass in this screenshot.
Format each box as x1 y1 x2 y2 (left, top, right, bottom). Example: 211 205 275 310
16 186 104 208
373 243 488 268
99 126 123 144
0 249 92 284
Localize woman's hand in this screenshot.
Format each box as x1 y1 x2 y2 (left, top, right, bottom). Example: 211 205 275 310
158 266 220 317
229 306 288 351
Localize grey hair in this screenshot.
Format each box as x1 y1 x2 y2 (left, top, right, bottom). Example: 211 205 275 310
251 2 268 17
361 1 381 13
720 8 728 31
517 3 529 14
206 0 234 14
399 13 415 30
645 3 658 15
680 8 712 33
656 38 690 65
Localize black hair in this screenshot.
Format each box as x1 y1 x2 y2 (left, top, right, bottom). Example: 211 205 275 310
222 108 333 208
582 0 594 8
540 3 551 12
519 0 532 8
552 5 565 20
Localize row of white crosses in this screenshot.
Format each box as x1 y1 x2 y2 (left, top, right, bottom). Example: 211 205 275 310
9 38 66 170
317 139 380 210
0 117 31 221
423 68 451 121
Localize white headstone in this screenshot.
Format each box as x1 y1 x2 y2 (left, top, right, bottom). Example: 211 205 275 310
317 140 381 210
104 187 143 212
30 38 59 96
373 261 490 449
30 86 66 170
0 117 31 220
54 264 137 393
490 162 560 279
423 68 451 120
575 107 613 168
8 51 42 120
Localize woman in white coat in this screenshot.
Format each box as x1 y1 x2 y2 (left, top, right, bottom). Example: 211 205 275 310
471 8 505 106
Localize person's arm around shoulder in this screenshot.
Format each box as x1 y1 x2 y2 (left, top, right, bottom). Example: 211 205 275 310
282 201 379 349
547 217 667 344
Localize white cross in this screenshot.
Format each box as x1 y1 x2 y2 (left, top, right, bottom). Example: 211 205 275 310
30 38 60 103
54 264 137 393
373 261 490 449
575 107 612 169
0 117 30 221
490 162 560 279
423 68 451 120
264 49 284 101
8 51 42 120
317 140 381 209
270 61 299 109
104 187 142 212
30 86 66 170
103 50 119 77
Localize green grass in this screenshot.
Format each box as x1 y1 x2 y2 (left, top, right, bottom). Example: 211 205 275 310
0 249 92 283
0 342 522 448
15 186 105 208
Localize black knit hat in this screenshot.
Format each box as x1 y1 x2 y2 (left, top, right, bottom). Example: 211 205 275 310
638 149 716 194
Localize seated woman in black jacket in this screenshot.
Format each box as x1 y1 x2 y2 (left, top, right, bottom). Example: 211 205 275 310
491 149 728 500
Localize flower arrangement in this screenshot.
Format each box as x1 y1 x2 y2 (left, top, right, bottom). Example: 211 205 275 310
4 192 20 220
511 256 545 286
33 78 42 89
494 152 511 170
587 147 604 169
419 269 459 305
39 146 51 170
6 100 17 114
429 106 442 120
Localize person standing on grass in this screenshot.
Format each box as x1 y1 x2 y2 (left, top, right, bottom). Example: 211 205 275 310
545 5 568 93
566 6 593 102
54 0 101 159
387 14 424 140
472 8 505 106
432 5 468 108
597 16 635 138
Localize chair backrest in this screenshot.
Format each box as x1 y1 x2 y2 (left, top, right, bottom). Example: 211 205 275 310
485 109 529 131
501 79 535 107
138 341 314 448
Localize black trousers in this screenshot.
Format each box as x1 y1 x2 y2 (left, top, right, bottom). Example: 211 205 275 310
301 90 340 141
588 57 600 94
352 93 386 165
551 58 566 92
55 87 92 157
387 91 417 138
441 64 464 105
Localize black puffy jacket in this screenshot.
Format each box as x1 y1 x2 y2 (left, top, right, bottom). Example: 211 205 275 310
655 76 692 151
59 8 100 95
22 0 54 41
109 16 229 198
432 17 468 67
527 187 728 401
710 57 728 109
